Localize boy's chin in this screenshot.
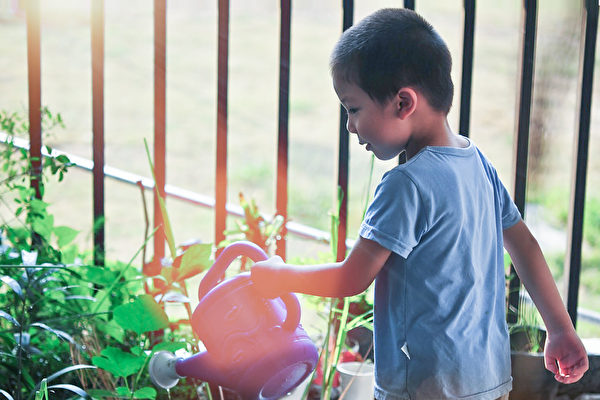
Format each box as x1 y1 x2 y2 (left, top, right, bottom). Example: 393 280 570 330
374 151 402 161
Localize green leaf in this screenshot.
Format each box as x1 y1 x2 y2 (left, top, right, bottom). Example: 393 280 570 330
93 290 111 321
60 244 79 264
46 384 89 398
0 275 23 299
32 213 53 242
153 341 187 353
144 139 176 258
113 294 169 335
64 295 96 302
85 266 119 287
179 243 212 278
86 389 113 398
34 378 47 400
29 197 49 214
44 364 96 384
0 310 19 327
21 367 36 389
92 347 145 378
30 322 77 345
96 319 125 343
131 346 143 356
134 387 157 399
0 351 16 359
53 225 79 247
56 154 70 164
0 389 14 400
116 386 130 396
93 215 105 234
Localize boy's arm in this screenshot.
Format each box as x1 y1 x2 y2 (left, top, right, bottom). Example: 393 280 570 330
250 236 391 298
503 220 589 384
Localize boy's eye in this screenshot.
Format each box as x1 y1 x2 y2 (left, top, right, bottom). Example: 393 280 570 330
347 108 358 115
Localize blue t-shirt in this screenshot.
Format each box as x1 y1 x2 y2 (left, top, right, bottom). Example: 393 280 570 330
359 140 521 400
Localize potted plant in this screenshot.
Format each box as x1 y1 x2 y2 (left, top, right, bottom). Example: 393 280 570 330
508 297 558 400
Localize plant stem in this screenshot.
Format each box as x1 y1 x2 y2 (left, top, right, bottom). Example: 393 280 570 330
325 298 350 396
179 283 199 348
15 300 26 400
203 382 213 400
143 139 177 259
15 268 32 400
332 298 350 366
322 297 343 400
92 228 157 314
131 341 153 399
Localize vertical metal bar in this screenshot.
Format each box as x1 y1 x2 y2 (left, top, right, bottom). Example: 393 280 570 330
507 0 537 325
26 0 42 201
91 0 105 266
398 0 413 164
153 0 167 262
336 0 353 262
459 0 475 137
276 0 291 259
397 150 407 165
564 0 598 327
215 0 229 248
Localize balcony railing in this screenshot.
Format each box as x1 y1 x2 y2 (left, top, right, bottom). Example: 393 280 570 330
5 0 599 328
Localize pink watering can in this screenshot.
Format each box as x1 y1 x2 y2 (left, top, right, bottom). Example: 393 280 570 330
149 241 319 400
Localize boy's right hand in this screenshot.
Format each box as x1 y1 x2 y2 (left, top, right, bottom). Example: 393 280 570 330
544 329 589 384
250 256 287 299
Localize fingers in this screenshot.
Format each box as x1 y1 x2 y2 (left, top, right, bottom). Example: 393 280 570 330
561 355 589 376
553 370 585 384
550 356 589 384
253 255 284 268
544 357 559 375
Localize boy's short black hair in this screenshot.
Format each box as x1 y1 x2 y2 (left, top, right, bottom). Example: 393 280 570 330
330 8 454 114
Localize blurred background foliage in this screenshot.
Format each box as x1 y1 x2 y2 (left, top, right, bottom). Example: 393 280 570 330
1 0 599 337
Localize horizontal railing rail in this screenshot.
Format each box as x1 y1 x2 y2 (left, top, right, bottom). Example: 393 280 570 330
0 131 353 248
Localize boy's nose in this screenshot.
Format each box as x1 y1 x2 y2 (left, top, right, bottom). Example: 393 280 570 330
346 118 357 134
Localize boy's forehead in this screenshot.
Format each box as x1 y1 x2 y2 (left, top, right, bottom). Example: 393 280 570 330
332 75 361 98
332 67 358 87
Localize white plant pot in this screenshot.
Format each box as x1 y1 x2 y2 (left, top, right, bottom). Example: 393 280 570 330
281 373 311 400
336 361 375 400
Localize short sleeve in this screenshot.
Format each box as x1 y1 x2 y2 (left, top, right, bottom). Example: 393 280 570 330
359 169 428 258
497 180 521 230
476 149 521 230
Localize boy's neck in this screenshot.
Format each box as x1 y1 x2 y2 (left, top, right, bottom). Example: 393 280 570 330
405 112 467 159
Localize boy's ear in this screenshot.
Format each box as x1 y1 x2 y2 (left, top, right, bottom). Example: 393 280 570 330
396 88 418 119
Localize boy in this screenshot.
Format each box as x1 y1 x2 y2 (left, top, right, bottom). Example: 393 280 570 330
251 8 588 399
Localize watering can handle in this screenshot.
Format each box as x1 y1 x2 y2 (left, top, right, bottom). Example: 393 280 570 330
197 241 301 331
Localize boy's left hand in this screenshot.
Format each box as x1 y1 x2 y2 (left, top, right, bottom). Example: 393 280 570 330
544 329 589 384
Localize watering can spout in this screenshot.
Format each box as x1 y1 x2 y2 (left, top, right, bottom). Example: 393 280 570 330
149 350 229 390
148 351 183 390
174 350 228 386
